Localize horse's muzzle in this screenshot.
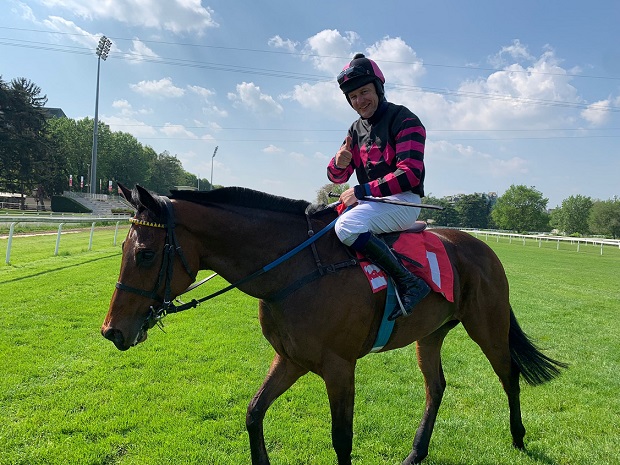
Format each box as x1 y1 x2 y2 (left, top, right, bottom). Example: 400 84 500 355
102 327 130 351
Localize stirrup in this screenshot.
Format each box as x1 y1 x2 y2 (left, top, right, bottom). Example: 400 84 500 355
388 288 409 321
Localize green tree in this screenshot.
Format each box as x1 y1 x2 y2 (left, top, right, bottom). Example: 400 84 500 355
145 150 187 194
589 198 620 239
46 117 93 194
97 128 158 191
454 193 492 228
491 185 550 232
420 196 459 227
551 195 593 235
316 183 349 204
0 77 51 203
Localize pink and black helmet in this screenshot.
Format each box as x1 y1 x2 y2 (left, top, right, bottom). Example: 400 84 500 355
337 53 385 99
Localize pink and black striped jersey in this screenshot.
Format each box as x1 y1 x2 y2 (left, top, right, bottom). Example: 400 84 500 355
328 102 425 199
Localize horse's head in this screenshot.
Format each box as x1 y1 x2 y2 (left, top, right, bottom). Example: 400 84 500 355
101 184 199 350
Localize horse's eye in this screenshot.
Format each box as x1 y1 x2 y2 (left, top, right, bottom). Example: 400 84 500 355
137 250 156 265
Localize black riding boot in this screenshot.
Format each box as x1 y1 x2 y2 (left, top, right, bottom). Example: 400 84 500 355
360 234 431 320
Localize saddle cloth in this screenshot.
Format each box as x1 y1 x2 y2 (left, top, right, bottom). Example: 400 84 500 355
358 230 454 303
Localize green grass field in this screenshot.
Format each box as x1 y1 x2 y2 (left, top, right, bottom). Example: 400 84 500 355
1 228 619 464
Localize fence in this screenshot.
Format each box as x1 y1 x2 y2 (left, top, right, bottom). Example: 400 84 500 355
1 214 130 264
468 229 620 255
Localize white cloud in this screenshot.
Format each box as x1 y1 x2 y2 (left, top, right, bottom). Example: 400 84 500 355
489 39 535 67
227 82 283 115
303 29 359 74
431 44 583 131
161 123 197 139
268 35 299 53
101 115 157 138
286 81 343 112
124 39 159 63
13 1 37 22
42 16 100 49
130 78 185 98
40 0 218 34
188 85 215 100
111 99 134 116
112 99 132 110
581 99 612 126
202 106 228 118
366 36 425 86
263 145 285 153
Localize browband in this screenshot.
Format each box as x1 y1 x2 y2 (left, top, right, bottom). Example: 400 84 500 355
129 217 165 229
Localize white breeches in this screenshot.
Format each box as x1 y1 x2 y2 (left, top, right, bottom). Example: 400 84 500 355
334 192 422 246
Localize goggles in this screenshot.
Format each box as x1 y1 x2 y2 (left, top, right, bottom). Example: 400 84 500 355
337 65 371 86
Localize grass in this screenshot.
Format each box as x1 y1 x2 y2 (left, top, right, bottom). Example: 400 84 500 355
0 229 618 464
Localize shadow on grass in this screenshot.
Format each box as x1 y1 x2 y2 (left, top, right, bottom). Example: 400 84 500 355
522 445 560 465
1 253 119 284
419 445 559 465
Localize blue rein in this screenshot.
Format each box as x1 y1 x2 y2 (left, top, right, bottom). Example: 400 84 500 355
167 214 341 314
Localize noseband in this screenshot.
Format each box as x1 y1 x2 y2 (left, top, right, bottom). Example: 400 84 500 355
115 197 196 332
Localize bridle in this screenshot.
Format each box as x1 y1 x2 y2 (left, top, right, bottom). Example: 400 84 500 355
115 197 197 332
116 197 356 335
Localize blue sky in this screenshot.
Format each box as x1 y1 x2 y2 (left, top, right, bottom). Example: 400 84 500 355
1 0 619 207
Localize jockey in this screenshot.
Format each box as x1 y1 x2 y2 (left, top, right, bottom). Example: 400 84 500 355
327 53 431 320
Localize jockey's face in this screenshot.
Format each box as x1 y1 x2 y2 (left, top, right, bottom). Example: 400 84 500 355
348 83 379 119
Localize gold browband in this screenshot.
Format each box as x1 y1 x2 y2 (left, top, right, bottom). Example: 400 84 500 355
129 217 166 229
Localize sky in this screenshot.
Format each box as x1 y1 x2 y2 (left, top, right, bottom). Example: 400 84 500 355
1 0 619 208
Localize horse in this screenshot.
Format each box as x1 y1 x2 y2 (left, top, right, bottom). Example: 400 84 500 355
101 184 566 465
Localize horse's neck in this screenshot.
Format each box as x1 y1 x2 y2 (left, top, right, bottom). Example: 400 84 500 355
196 206 311 296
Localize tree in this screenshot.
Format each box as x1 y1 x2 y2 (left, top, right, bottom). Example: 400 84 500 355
454 193 492 228
419 196 459 227
551 195 593 235
46 117 92 194
316 183 349 204
145 150 187 194
589 198 620 239
491 185 550 232
0 77 51 204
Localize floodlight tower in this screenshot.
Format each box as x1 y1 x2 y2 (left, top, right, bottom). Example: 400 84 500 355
90 35 112 195
210 146 219 190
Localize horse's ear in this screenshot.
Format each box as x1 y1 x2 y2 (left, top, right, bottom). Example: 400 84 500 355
117 183 133 203
135 185 162 217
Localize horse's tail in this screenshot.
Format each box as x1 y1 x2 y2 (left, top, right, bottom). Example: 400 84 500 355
509 307 568 386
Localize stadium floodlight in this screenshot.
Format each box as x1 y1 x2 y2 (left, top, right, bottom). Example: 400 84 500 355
90 36 112 195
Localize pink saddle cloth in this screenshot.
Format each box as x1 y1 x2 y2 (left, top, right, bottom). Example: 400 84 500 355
358 230 454 303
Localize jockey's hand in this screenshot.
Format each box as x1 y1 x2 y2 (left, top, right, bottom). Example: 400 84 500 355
339 187 359 207
335 136 353 168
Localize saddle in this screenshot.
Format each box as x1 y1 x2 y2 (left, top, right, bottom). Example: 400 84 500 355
305 203 453 301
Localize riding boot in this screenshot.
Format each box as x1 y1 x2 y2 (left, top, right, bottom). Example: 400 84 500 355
359 234 431 321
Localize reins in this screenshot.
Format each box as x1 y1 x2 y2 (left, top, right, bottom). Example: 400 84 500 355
117 197 343 331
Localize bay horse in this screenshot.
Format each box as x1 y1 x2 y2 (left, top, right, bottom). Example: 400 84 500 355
101 184 566 465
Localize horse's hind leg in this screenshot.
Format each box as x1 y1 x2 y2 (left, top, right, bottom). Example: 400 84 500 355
403 321 457 465
246 354 308 465
461 312 526 449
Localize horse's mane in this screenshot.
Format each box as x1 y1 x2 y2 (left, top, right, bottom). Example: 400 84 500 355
169 186 311 216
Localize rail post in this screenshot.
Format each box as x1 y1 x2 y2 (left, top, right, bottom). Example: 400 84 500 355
54 223 65 256
89 222 96 251
5 222 17 264
114 221 120 246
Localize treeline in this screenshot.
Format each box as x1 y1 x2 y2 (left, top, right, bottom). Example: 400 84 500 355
420 186 619 239
317 183 619 238
0 76 210 200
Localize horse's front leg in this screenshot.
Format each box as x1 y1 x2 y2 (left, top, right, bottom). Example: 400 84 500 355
323 354 356 465
246 354 308 465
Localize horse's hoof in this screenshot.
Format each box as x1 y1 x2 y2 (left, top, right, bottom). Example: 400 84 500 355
402 450 427 464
